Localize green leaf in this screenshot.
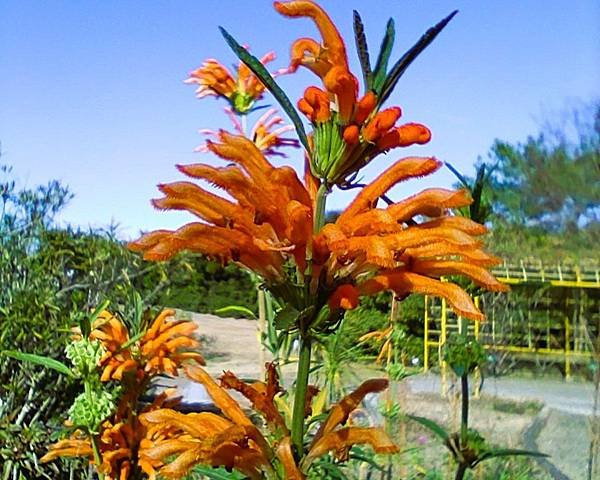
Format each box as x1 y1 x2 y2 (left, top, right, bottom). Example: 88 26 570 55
352 10 372 90
372 18 395 94
445 161 470 189
214 305 256 318
82 299 110 337
407 414 450 442
379 10 458 106
219 27 310 153
190 465 246 480
477 448 549 465
349 446 385 471
2 351 74 378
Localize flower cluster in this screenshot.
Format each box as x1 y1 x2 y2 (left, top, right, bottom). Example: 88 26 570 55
275 0 431 184
185 50 276 114
42 310 203 479
130 132 506 330
138 364 397 479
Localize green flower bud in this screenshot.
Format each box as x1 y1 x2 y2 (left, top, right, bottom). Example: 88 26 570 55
65 339 104 378
68 387 120 434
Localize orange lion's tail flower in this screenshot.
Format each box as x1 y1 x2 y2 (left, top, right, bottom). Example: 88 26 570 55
316 156 508 322
129 132 314 282
185 50 278 114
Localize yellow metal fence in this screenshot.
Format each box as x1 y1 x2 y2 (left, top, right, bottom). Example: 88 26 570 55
423 260 600 379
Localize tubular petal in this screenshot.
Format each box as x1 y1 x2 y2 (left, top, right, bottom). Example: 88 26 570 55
354 91 377 124
362 107 402 143
305 427 398 467
403 242 501 266
411 259 510 292
276 437 305 479
386 188 473 222
338 157 442 223
328 284 360 310
415 216 488 235
274 0 348 70
377 123 432 151
360 271 484 321
311 378 389 447
185 365 253 427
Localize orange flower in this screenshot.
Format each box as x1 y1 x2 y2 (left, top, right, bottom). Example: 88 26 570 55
139 365 275 480
276 0 431 184
42 386 182 479
196 107 300 158
131 132 505 325
275 0 356 124
185 50 277 114
90 311 139 382
139 365 398 478
139 309 205 376
129 132 314 282
90 309 203 382
41 436 93 463
315 156 509 322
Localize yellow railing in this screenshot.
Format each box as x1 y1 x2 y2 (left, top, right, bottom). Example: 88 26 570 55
423 259 599 380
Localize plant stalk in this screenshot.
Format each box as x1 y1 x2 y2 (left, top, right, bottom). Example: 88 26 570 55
454 462 468 480
91 435 105 480
460 373 469 442
291 335 312 455
290 180 328 456
313 182 328 231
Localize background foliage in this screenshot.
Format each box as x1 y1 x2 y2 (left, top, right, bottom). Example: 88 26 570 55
0 163 255 479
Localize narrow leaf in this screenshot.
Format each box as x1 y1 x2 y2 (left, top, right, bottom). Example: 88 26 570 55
477 448 549 465
2 351 74 378
353 10 372 90
379 10 458 106
214 305 256 318
219 27 310 152
445 161 470 189
372 18 395 94
191 465 246 480
83 299 110 337
407 414 450 442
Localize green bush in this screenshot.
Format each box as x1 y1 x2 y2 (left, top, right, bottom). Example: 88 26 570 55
0 164 256 478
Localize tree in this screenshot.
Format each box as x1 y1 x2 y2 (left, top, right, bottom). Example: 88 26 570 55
485 101 599 233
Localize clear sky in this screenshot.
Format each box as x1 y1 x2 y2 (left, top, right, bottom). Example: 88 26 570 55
1 1 599 239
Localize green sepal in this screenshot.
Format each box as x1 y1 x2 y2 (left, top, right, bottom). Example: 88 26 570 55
219 26 310 153
372 18 395 94
273 305 314 331
353 10 373 90
2 350 75 378
379 10 458 107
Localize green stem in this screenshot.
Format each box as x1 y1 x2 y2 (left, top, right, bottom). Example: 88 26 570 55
460 374 469 443
454 463 468 480
314 182 328 232
459 317 469 443
291 335 312 455
290 180 328 457
91 435 104 480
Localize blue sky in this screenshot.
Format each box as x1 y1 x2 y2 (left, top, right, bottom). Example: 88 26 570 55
1 1 598 238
